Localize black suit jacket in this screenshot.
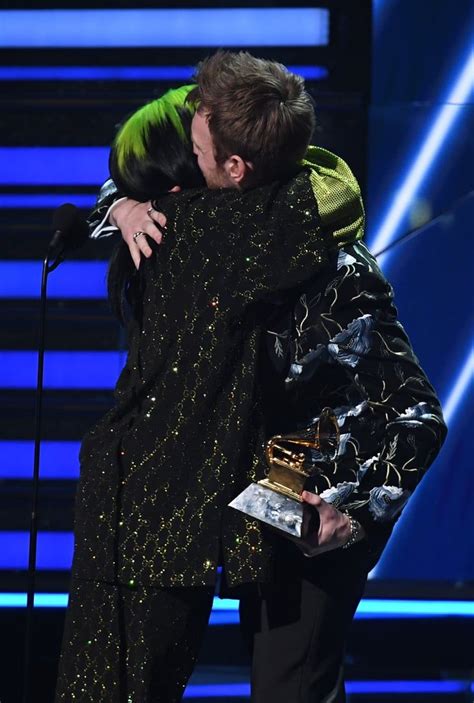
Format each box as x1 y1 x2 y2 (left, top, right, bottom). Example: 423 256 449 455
78 167 446 591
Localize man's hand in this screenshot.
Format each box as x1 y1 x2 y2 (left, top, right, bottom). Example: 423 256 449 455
111 199 167 270
295 491 365 558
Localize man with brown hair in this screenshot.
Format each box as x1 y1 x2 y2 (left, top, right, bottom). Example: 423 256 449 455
85 51 446 702
110 51 318 266
189 51 315 188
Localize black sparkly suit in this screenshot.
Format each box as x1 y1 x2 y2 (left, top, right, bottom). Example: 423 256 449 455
56 150 446 702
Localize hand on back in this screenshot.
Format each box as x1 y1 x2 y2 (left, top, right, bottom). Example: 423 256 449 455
111 199 167 269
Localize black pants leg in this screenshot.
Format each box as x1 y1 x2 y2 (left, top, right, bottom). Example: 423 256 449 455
55 578 214 703
239 539 370 703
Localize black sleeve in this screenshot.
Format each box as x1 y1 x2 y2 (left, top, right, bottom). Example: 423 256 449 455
152 170 334 314
87 179 123 239
282 242 447 540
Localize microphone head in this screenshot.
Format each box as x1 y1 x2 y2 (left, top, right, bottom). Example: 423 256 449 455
52 203 80 232
51 203 89 253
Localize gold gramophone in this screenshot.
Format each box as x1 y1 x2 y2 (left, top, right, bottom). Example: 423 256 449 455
229 407 339 538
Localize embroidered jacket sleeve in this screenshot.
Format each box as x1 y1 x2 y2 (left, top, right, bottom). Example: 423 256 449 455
282 241 447 538
87 179 124 239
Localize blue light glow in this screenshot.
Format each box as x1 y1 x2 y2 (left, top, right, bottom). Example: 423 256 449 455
0 261 108 299
0 9 329 48
182 678 474 698
370 46 474 263
0 593 69 608
0 440 80 479
0 351 125 389
442 348 474 425
0 194 96 209
184 683 250 698
0 148 109 186
355 599 474 617
0 532 73 570
182 680 474 696
0 66 196 81
0 65 328 82
1 589 473 619
0 593 238 612
208 611 240 626
212 598 239 611
291 66 329 81
0 593 238 611
345 680 472 694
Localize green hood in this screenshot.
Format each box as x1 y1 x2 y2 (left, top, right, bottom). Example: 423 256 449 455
301 145 365 247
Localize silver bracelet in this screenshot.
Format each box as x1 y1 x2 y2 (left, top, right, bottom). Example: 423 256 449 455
342 514 364 549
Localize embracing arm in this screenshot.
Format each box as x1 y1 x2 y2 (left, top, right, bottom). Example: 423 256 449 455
284 243 447 545
87 179 122 238
87 180 165 268
91 145 365 274
152 170 334 311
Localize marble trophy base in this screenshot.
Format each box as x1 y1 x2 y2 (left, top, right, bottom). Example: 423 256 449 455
228 480 304 538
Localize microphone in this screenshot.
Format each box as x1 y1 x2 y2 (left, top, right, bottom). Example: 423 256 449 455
48 203 89 259
22 201 89 703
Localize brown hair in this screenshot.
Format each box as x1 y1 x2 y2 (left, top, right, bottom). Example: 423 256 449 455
190 51 315 184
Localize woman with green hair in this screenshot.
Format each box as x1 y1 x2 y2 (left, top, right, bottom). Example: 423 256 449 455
103 84 205 322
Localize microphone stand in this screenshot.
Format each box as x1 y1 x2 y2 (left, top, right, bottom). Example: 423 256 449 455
22 248 64 703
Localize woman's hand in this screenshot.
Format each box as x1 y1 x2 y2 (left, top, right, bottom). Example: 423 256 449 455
111 199 167 269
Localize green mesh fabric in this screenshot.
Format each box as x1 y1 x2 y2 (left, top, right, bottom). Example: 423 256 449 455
302 146 365 247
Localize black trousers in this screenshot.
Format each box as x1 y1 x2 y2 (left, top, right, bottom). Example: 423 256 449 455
55 540 371 703
239 537 371 703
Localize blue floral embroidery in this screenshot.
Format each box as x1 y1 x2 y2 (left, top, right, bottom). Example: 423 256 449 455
320 481 359 508
387 402 443 432
285 345 330 384
336 432 351 457
332 400 369 427
357 454 379 482
97 178 117 200
337 248 357 270
368 485 411 522
328 314 375 368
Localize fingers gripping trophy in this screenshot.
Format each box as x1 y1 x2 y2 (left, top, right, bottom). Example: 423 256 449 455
229 408 340 541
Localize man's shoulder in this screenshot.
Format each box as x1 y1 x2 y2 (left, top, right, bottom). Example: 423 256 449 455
298 241 394 303
301 146 365 248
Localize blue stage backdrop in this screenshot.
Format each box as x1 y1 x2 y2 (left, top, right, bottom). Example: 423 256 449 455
366 0 474 580
0 1 471 588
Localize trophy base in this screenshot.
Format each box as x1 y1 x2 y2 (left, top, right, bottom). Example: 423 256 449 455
228 481 304 538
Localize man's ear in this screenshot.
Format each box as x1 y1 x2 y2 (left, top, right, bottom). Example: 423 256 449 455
224 155 254 186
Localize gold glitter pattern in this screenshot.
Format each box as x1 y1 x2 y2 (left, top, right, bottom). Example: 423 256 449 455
55 578 214 701
72 170 332 589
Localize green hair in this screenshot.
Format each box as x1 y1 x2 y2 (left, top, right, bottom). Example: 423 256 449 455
108 84 204 325
114 84 197 175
